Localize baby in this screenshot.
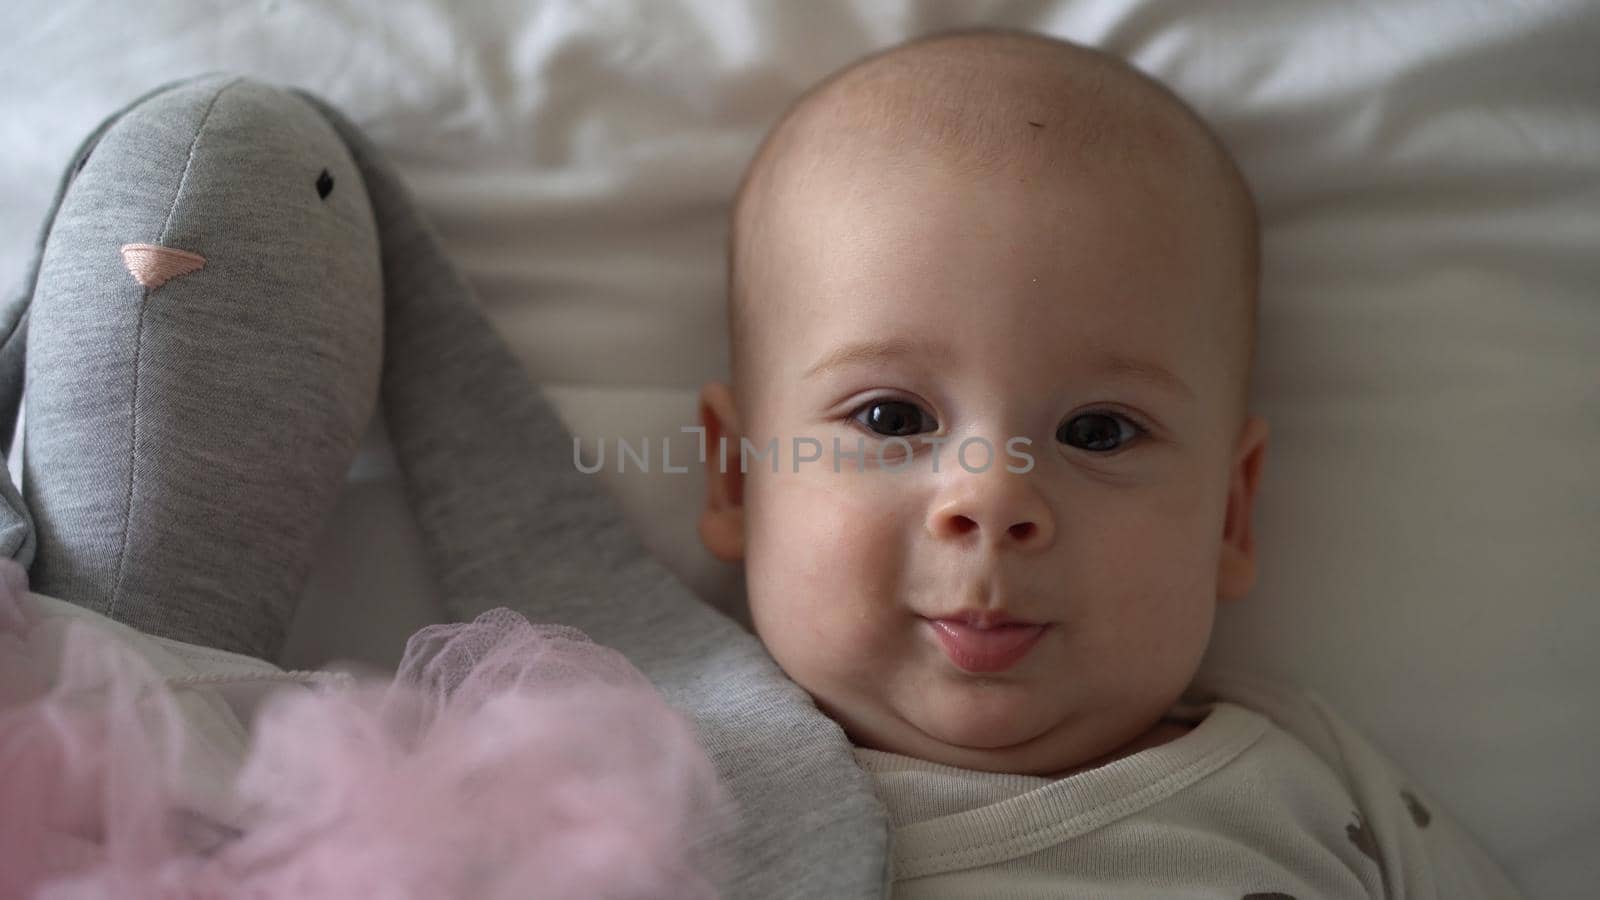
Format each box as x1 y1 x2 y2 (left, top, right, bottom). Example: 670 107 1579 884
695 27 1523 898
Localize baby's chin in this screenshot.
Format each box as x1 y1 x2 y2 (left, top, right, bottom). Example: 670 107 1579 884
777 634 1174 775
841 665 1199 778
910 680 1060 751
864 722 1083 777
893 713 1172 778
839 683 1106 775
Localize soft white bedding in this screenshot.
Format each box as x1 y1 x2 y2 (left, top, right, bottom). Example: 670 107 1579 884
3 2 1596 897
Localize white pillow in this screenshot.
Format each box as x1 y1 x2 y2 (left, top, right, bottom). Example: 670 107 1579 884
2 3 1594 897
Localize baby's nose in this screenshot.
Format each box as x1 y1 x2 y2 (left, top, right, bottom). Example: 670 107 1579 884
926 477 1054 551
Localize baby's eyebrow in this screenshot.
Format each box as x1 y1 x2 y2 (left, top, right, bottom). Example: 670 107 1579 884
1096 354 1196 400
802 337 1194 400
802 337 952 379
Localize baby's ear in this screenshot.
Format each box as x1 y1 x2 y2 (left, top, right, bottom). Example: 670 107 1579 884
697 381 746 562
1216 414 1269 603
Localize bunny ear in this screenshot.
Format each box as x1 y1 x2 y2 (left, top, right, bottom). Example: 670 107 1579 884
0 75 204 460
0 74 219 568
0 121 96 457
0 87 125 568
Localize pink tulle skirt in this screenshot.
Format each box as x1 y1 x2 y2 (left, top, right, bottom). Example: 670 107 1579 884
0 559 732 899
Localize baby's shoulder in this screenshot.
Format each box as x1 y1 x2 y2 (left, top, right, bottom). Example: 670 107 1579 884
1186 666 1525 899
1184 665 1353 768
1184 666 1423 836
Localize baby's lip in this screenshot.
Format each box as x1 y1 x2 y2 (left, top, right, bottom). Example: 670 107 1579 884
923 618 1050 674
925 609 1046 629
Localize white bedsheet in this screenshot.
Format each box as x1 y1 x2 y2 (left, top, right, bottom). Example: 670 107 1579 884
3 3 1596 897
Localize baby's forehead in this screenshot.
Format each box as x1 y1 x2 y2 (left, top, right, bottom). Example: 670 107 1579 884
763 36 1217 195
779 177 1213 339
739 44 1239 306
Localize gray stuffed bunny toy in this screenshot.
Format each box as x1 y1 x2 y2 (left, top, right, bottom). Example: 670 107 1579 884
0 73 890 899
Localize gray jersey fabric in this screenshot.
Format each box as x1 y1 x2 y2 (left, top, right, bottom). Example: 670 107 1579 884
19 77 381 658
0 74 892 899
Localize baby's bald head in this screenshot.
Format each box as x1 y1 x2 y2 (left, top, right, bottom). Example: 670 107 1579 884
726 28 1259 421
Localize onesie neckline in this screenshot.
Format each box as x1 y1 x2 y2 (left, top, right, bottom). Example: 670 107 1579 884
852 700 1272 879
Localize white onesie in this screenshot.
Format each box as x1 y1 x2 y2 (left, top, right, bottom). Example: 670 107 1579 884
853 667 1524 899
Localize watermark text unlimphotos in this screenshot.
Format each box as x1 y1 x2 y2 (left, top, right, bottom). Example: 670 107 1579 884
574 428 1035 475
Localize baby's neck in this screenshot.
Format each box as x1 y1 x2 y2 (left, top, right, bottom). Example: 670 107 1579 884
1041 717 1196 779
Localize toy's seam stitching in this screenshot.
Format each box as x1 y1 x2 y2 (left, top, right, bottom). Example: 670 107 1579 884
106 77 243 622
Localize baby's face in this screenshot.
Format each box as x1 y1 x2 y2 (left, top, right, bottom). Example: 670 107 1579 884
701 149 1267 776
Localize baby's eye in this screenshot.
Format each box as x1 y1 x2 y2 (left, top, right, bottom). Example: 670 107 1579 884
852 399 936 437
1056 411 1144 453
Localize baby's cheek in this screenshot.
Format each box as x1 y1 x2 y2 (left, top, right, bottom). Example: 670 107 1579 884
748 474 909 677
1062 503 1219 643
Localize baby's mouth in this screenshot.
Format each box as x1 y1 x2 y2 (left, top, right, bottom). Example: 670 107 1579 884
922 618 1050 674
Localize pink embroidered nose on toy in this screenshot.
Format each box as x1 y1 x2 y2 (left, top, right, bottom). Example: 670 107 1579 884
119 242 206 289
